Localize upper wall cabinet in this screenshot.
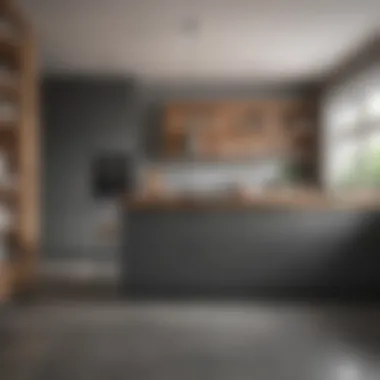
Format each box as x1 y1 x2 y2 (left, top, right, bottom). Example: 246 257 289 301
162 99 316 162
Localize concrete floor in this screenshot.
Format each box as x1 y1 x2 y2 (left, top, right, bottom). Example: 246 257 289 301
2 302 380 380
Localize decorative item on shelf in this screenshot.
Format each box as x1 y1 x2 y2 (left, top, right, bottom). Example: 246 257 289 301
185 125 198 157
285 117 316 154
283 158 317 186
281 110 315 162
0 17 17 40
143 170 166 198
0 233 9 260
0 260 9 301
293 132 314 157
0 149 10 186
0 42 20 73
281 158 302 186
0 203 12 233
184 113 208 157
0 100 17 122
0 63 17 86
290 118 313 133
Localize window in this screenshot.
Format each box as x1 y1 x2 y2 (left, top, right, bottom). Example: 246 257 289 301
324 68 380 192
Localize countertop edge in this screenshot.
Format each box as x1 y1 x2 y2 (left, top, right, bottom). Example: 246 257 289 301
125 191 380 211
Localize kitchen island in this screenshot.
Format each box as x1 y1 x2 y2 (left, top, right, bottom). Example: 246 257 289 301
123 191 380 299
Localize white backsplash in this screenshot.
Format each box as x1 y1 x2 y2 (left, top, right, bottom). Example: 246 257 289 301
140 160 284 194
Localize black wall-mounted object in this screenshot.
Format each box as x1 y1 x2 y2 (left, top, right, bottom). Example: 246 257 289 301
92 153 133 198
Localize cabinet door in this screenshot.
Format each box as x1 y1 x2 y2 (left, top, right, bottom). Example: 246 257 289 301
230 102 270 158
163 106 185 157
163 103 215 158
162 100 317 162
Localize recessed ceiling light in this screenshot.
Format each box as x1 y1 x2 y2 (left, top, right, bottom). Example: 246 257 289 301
181 17 200 36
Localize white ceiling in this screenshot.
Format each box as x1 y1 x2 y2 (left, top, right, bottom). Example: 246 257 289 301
19 0 380 83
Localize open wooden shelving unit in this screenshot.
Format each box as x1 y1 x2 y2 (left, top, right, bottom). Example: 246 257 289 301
161 99 318 185
0 0 39 302
162 99 317 162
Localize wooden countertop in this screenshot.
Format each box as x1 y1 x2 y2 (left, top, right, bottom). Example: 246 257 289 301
126 189 380 211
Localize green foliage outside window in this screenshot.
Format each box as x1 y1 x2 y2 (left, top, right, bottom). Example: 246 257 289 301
340 145 380 188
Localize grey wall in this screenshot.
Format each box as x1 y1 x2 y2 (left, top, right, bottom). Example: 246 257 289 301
42 76 137 264
41 76 314 278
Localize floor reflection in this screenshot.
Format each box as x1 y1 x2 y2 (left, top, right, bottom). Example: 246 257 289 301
1 303 380 380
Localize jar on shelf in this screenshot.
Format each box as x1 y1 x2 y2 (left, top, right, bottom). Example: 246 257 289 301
0 235 9 261
0 63 17 86
0 101 17 122
0 204 13 233
0 150 10 186
0 232 10 301
0 18 16 40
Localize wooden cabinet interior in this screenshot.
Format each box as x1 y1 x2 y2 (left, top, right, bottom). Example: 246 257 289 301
163 99 317 162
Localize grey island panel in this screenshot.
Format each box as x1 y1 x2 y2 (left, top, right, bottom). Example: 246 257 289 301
124 209 380 297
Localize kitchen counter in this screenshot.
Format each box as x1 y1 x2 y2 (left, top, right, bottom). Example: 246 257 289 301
123 189 380 298
126 189 380 211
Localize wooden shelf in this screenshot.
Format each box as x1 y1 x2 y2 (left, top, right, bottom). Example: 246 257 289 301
0 259 10 301
0 36 21 68
162 99 317 162
0 186 17 203
127 189 380 211
0 119 17 130
0 121 18 152
0 1 39 301
0 81 19 101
